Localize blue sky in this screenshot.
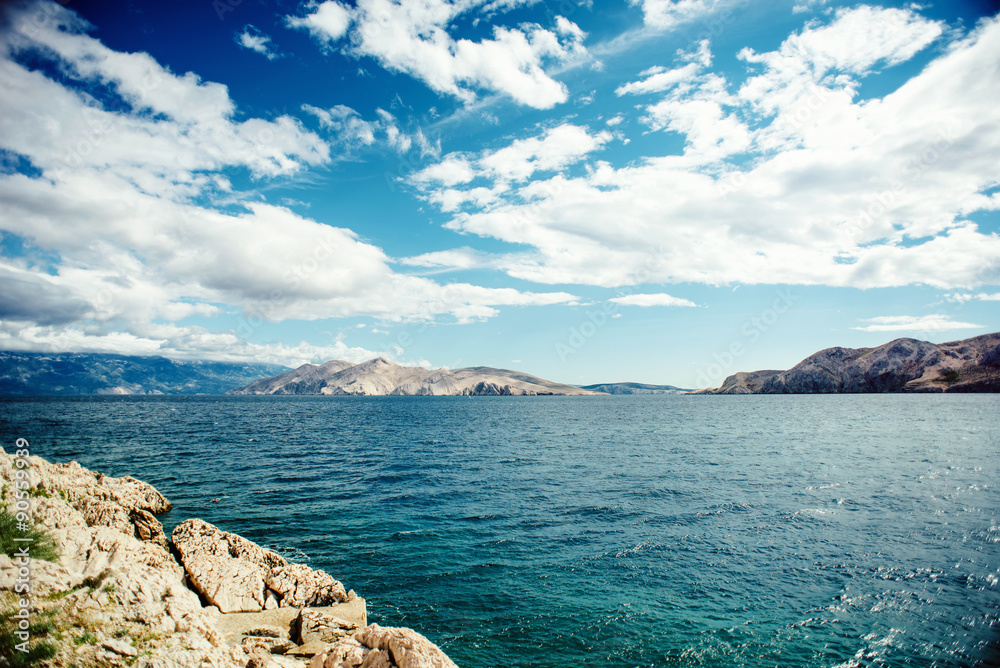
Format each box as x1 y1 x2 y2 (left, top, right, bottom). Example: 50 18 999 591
0 0 998 388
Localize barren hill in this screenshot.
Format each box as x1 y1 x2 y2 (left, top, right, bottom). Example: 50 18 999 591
701 333 1000 394
228 357 600 396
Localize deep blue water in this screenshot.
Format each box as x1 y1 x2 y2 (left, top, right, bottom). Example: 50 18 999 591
2 394 999 667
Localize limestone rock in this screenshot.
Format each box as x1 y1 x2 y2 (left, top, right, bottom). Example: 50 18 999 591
76 496 134 534
242 636 294 655
358 625 459 668
131 507 169 547
172 519 287 613
267 563 348 608
294 609 359 644
0 446 247 668
287 640 333 657
264 590 280 610
246 645 273 668
244 625 289 640
311 625 458 668
100 474 172 513
101 639 138 657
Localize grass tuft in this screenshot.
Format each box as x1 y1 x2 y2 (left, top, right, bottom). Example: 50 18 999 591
0 509 60 562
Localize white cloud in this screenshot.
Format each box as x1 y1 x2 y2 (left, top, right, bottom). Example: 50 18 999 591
851 315 984 332
286 0 589 109
616 40 712 96
0 320 395 368
412 8 1000 290
610 293 698 307
301 104 437 156
945 292 1000 303
740 6 943 84
237 25 280 60
399 247 494 270
286 1 353 43
410 123 613 196
629 0 735 30
0 1 580 359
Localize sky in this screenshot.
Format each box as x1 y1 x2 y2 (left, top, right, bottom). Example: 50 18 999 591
0 0 998 388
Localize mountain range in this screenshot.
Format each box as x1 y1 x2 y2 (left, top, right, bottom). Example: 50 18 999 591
700 333 1000 394
1 332 997 396
228 357 598 396
0 351 290 395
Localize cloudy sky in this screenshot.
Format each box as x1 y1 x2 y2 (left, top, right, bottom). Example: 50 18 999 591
0 0 998 387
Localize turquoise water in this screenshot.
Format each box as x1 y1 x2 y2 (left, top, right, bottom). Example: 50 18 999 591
2 394 999 667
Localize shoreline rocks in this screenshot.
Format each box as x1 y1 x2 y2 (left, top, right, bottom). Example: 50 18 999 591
0 447 459 668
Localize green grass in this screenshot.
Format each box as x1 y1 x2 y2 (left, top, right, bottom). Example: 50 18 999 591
0 608 59 668
73 631 98 646
0 509 60 563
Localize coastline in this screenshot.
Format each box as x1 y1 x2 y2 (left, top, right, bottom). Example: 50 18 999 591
0 444 458 668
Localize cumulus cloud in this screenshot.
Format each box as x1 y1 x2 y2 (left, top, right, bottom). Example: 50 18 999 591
286 0 588 109
628 0 737 30
0 1 579 359
851 315 984 333
410 7 1000 290
286 1 352 43
610 293 699 307
409 123 613 210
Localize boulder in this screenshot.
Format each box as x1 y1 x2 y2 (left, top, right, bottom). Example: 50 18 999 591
172 519 288 613
172 519 350 613
242 637 294 655
310 625 458 668
294 609 359 644
130 508 169 548
245 645 272 668
267 563 348 608
76 496 134 535
287 640 333 657
100 474 172 513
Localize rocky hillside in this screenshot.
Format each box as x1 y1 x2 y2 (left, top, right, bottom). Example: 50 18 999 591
702 333 1000 394
0 352 290 395
0 446 458 667
230 357 599 396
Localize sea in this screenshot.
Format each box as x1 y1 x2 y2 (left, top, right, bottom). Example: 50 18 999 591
1 394 998 668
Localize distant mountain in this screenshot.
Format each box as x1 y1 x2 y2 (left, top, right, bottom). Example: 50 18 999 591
580 382 692 395
0 351 290 395
699 333 1000 394
229 357 600 396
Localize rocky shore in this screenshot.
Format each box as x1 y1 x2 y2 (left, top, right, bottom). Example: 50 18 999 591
0 446 458 667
